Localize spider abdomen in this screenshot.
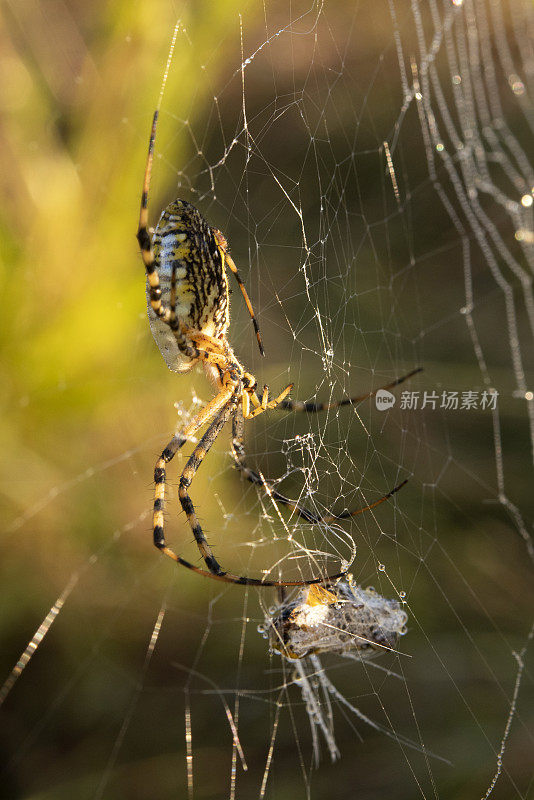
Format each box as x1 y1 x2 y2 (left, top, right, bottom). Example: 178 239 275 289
147 199 230 371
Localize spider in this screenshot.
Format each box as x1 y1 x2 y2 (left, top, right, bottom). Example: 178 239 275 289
137 110 421 587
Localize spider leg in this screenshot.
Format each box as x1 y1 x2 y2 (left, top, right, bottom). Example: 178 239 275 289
136 111 169 325
186 330 224 352
163 556 346 587
231 407 407 524
160 400 346 587
222 249 265 358
276 368 423 413
153 383 236 553
245 383 294 419
231 406 320 523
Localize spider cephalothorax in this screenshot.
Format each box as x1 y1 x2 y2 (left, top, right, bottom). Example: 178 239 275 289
137 109 420 587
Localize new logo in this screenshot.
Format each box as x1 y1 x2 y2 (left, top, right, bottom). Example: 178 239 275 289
375 389 396 411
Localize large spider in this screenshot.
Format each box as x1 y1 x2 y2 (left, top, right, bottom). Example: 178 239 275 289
137 110 420 587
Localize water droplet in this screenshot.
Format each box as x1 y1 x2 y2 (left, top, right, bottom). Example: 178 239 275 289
509 74 525 95
515 229 534 243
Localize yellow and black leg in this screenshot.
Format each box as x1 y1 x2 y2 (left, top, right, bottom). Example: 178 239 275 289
222 248 265 357
159 400 346 587
153 384 236 557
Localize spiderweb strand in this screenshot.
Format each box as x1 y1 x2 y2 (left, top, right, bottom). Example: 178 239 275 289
92 603 167 800
157 20 180 113
0 572 79 707
481 622 534 799
383 140 401 204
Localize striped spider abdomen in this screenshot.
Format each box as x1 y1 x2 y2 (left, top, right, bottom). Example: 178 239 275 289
148 199 230 372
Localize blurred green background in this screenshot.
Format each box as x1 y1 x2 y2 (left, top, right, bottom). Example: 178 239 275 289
1 1 533 798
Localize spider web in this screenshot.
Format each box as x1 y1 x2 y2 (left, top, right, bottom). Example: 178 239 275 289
2 1 534 799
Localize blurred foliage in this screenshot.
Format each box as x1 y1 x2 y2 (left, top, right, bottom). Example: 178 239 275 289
1 2 533 799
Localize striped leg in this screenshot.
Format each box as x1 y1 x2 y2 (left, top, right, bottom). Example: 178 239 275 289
159 401 346 587
276 368 423 413
231 408 320 523
231 407 407 524
136 111 169 325
218 244 265 357
244 382 294 420
153 383 236 554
